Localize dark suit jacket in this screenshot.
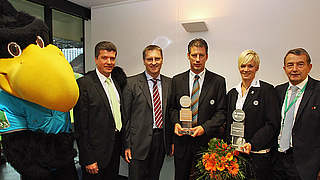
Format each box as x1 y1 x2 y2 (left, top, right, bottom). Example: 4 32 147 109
122 72 173 160
226 81 280 151
276 76 320 180
170 70 226 158
74 70 124 169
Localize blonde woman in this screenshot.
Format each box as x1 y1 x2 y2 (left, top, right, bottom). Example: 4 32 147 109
226 50 280 180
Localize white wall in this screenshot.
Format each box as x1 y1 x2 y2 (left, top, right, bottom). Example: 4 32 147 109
87 0 320 90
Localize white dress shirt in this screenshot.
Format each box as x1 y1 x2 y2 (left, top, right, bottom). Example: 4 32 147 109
278 76 308 150
234 79 260 110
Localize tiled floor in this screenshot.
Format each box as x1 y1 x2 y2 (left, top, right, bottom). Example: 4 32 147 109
0 157 174 180
0 144 173 180
0 158 128 180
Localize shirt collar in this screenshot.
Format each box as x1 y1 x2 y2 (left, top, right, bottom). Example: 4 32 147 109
145 71 161 81
96 68 111 83
288 76 308 90
235 78 260 94
189 69 206 80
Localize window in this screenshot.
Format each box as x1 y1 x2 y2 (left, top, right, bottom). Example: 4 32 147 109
8 0 88 74
53 10 84 74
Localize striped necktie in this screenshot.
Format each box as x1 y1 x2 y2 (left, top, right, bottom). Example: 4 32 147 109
106 78 122 130
191 75 200 126
151 79 163 128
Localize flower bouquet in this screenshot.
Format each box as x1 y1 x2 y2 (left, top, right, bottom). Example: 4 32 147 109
196 138 247 180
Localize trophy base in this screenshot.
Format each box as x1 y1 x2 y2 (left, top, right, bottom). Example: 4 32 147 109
232 137 246 151
232 145 243 151
178 129 194 135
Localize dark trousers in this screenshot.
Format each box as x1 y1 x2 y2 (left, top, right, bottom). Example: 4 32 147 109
129 129 165 180
81 131 121 180
174 139 201 180
272 148 301 180
245 152 273 180
21 161 78 180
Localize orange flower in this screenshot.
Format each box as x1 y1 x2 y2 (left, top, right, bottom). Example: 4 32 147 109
198 139 246 179
225 152 233 161
203 153 217 172
233 150 239 156
202 153 210 161
228 162 239 176
210 153 217 160
217 162 225 171
220 156 227 163
222 143 228 149
233 158 237 163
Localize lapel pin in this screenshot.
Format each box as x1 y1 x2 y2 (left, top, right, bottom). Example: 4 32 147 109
251 91 254 94
210 99 215 105
253 100 259 106
312 106 317 110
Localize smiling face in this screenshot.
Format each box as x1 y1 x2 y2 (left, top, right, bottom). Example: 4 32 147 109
144 49 163 78
95 50 116 78
283 54 312 85
188 46 208 74
239 59 259 82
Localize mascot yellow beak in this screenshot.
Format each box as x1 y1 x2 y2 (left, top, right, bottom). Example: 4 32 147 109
0 44 79 112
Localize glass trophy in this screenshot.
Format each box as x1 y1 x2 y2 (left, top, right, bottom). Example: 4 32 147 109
230 109 246 151
178 96 193 135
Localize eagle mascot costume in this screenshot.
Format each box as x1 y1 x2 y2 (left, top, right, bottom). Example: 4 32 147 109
0 0 80 179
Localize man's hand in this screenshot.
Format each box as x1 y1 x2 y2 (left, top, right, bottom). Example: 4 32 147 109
174 123 184 136
190 125 205 137
86 162 99 174
240 143 252 154
125 148 132 163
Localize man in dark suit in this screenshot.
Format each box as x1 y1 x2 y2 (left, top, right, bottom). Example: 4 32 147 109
74 41 124 180
123 45 173 180
170 38 226 180
273 48 320 180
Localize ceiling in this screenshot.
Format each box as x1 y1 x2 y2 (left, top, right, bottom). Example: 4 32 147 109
67 0 134 8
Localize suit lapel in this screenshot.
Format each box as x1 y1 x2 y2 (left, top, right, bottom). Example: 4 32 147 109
199 71 210 106
183 71 190 96
161 75 168 118
138 73 152 108
230 89 238 111
112 77 121 98
242 88 257 111
295 78 314 121
91 72 113 116
279 83 289 105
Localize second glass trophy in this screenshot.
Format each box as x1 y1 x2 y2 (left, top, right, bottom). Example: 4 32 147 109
230 109 246 151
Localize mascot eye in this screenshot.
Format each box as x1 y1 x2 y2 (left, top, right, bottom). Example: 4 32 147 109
36 36 45 48
7 42 22 57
